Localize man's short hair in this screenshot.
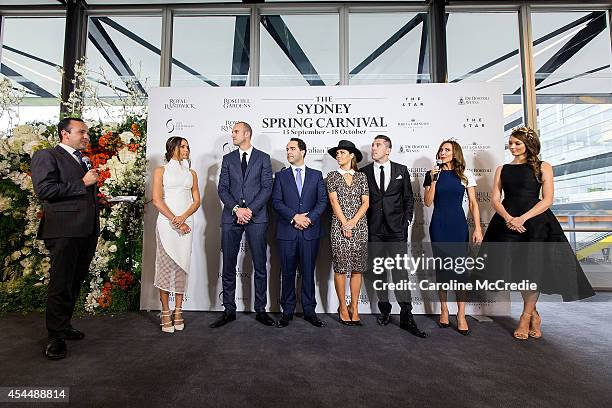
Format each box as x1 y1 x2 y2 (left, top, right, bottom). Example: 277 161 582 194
58 117 85 140
289 137 307 158
375 135 392 149
235 121 252 138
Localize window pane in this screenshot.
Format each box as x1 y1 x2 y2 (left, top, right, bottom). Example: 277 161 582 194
447 12 524 136
171 15 250 87
0 17 65 126
349 12 429 85
532 11 612 279
85 16 161 102
260 14 339 86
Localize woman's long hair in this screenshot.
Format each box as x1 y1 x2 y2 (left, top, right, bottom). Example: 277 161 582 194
350 155 358 172
436 140 467 185
165 136 189 163
510 127 542 182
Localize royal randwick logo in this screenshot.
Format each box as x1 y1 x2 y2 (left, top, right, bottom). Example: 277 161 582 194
458 96 490 105
164 98 196 110
402 96 425 108
463 117 486 128
223 98 252 109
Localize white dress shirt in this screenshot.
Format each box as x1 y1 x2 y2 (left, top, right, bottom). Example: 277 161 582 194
374 160 391 191
238 146 254 165
58 143 82 165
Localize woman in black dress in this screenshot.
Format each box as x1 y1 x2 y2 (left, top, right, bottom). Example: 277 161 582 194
481 127 595 340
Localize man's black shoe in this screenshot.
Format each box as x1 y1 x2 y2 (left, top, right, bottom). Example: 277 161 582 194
255 312 276 326
400 316 429 338
209 312 236 328
377 313 391 326
64 327 85 340
304 314 326 327
276 314 293 328
44 339 67 360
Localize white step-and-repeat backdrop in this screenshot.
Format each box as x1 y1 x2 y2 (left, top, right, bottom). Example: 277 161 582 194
141 83 510 315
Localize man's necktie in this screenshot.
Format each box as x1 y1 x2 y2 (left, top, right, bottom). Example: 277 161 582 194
241 152 247 178
295 168 303 196
74 150 88 172
380 165 385 195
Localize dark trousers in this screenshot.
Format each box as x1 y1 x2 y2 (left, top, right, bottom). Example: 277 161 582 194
369 233 413 320
278 236 319 317
45 235 98 340
221 222 268 313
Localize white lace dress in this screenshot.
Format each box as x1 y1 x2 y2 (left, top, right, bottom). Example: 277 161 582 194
153 159 194 294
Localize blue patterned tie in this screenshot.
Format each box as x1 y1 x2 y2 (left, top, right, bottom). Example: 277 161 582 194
295 168 303 196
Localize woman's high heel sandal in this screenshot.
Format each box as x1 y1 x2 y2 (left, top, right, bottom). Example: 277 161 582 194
529 310 542 339
347 306 362 326
337 307 353 326
438 309 450 328
173 308 184 331
160 310 174 333
513 313 531 340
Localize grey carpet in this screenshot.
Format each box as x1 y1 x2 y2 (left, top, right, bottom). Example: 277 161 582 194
1 293 611 408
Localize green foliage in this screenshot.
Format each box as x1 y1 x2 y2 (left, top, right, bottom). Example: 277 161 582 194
0 275 47 314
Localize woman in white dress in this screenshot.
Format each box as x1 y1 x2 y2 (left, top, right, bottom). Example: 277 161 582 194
152 137 200 333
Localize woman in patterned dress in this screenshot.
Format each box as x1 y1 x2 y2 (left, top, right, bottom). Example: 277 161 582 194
152 137 200 333
327 140 369 326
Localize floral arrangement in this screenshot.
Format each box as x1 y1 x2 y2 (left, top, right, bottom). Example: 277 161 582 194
0 57 148 314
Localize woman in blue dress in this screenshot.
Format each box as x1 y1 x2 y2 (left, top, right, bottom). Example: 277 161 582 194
424 140 482 335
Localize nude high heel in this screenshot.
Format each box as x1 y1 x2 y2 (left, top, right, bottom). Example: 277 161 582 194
160 310 174 333
513 313 531 340
529 310 542 339
173 308 184 331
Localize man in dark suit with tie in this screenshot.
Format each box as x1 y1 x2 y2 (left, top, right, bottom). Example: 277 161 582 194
212 121 275 328
272 138 328 328
31 117 100 359
361 135 428 338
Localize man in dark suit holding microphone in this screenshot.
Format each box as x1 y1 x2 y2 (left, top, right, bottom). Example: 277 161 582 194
31 117 100 359
272 138 327 328
212 121 275 328
361 135 428 338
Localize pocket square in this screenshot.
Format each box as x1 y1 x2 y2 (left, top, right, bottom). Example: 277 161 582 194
396 175 403 179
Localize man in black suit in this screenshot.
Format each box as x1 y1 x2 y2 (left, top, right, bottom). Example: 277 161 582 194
361 135 427 338
31 117 100 359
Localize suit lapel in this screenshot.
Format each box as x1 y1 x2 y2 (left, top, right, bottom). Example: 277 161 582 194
286 167 300 199
244 148 257 181
55 145 86 175
369 163 382 195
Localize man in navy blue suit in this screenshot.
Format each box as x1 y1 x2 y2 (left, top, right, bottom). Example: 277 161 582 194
211 121 275 328
272 138 328 328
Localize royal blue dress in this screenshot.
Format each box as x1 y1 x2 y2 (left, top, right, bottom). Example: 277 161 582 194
424 170 475 283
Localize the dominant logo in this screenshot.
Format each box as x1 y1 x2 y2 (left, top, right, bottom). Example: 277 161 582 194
165 119 175 133
222 142 238 154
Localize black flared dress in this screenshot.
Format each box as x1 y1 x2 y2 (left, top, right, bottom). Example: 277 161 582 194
479 163 594 301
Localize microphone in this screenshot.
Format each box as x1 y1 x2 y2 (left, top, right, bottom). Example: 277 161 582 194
82 156 92 170
433 159 443 181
